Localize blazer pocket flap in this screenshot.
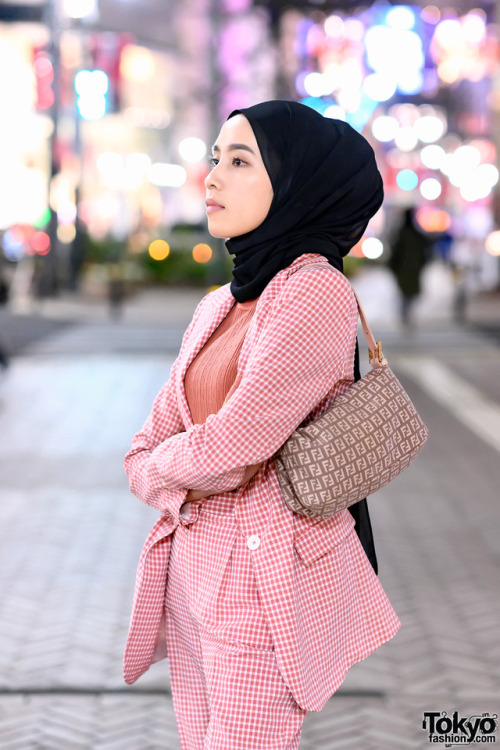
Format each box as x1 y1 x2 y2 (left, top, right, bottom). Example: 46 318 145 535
293 510 356 566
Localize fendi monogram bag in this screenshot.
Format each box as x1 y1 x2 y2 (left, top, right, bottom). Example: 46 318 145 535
274 272 429 520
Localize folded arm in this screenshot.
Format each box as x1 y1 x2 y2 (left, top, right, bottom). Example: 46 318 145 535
151 268 357 492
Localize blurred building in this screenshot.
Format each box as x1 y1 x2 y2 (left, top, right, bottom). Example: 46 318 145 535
0 0 499 295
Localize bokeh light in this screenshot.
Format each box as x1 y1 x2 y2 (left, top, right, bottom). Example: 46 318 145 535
178 138 207 164
420 178 442 200
324 15 344 38
485 231 500 256
324 105 346 121
148 163 186 188
371 116 399 143
148 239 170 260
396 169 419 191
420 144 446 169
192 243 212 263
362 237 384 260
57 224 77 244
31 231 51 255
414 115 446 143
120 46 156 82
460 164 499 202
395 126 418 152
63 0 97 19
386 6 416 31
363 74 397 103
416 207 451 232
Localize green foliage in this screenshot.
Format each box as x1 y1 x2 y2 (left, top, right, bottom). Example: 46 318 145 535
137 247 233 287
83 235 125 265
343 255 365 277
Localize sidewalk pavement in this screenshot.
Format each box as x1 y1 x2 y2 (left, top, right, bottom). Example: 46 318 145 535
0 263 499 748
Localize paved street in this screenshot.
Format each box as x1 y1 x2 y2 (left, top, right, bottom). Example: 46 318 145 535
0 265 499 749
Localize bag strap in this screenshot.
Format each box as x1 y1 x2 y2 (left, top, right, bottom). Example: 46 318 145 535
297 261 387 368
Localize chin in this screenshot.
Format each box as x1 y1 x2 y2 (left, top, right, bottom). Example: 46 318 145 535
207 227 228 239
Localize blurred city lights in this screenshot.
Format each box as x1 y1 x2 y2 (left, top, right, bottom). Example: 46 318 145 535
34 53 55 110
460 164 499 202
120 46 156 83
421 5 440 25
148 239 170 261
57 224 77 244
2 229 24 261
33 206 51 228
371 116 399 142
416 207 451 232
57 202 77 224
362 237 384 260
343 18 364 42
337 89 361 114
420 144 446 169
75 70 109 120
485 231 500 256
363 74 397 103
434 19 463 49
148 163 186 188
386 6 416 31
63 0 97 19
96 152 150 191
397 70 424 96
192 243 212 263
396 169 419 191
178 138 207 164
365 27 424 97
462 11 486 44
31 231 51 255
420 178 442 200
324 15 344 38
414 115 446 143
304 72 328 97
324 105 346 121
124 107 171 129
395 126 418 152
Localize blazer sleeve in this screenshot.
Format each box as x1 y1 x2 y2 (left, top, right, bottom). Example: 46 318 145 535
122 293 246 519
150 267 358 492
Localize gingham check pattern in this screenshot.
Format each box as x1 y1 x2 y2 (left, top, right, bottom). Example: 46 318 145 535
164 495 306 749
123 253 401 709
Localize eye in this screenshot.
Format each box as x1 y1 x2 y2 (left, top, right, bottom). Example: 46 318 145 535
208 156 219 168
232 157 246 167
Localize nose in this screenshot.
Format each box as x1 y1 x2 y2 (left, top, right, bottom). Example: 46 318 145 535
205 162 221 190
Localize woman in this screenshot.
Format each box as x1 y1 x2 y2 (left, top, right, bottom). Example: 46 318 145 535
123 100 401 749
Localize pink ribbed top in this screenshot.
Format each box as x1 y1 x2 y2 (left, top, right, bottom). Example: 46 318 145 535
184 296 259 425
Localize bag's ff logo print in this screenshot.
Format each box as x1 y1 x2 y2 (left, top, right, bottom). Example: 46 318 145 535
423 711 498 746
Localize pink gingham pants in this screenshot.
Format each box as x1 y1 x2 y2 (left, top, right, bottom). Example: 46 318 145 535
164 495 307 749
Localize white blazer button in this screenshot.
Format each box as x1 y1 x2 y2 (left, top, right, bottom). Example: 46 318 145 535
247 535 261 550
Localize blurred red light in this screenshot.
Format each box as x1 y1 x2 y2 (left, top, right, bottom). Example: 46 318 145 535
34 56 54 82
31 232 51 255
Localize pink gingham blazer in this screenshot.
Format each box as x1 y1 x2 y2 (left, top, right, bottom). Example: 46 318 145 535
123 252 401 710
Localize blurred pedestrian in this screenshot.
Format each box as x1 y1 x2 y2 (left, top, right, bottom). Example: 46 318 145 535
107 263 125 321
0 272 10 371
388 206 433 329
123 101 400 749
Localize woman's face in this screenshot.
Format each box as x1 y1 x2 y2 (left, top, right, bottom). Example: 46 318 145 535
205 114 274 238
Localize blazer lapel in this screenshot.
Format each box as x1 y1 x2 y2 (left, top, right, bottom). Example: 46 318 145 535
176 287 236 428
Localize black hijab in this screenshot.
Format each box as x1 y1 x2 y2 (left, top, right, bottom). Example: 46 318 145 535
225 100 384 302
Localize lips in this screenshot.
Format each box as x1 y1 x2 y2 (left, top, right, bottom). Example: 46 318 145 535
206 198 224 213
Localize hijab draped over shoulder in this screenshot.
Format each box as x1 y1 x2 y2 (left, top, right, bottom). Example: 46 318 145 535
225 100 384 302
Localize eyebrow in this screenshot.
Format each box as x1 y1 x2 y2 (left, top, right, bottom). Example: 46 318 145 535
211 143 256 155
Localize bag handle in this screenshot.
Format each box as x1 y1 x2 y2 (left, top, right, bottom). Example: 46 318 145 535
298 262 387 368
